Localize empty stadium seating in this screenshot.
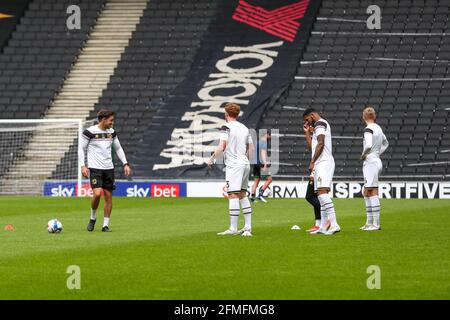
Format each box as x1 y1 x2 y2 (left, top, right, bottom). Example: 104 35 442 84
54 0 219 179
1 0 449 188
259 0 450 180
0 0 105 185
0 0 105 119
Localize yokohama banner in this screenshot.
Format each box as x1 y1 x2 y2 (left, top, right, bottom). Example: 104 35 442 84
133 0 322 178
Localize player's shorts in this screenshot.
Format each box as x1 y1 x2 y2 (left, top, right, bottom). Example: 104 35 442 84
314 160 335 192
226 164 251 194
363 159 382 188
252 164 272 179
89 168 115 191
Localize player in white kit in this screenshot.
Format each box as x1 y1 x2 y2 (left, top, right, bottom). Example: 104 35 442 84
303 108 340 235
208 103 254 237
360 106 389 231
79 109 131 232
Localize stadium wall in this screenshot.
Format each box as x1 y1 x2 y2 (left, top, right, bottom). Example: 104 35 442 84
43 180 450 199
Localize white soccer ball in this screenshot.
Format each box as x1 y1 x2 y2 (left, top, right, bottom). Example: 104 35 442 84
47 219 63 233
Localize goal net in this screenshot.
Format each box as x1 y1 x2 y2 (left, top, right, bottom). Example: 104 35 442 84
0 119 84 196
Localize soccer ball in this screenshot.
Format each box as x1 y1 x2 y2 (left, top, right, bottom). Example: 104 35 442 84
47 219 63 233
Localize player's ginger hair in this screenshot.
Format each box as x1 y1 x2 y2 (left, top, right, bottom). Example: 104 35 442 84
224 103 240 119
363 106 377 120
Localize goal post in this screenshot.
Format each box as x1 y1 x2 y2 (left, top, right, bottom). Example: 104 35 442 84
0 119 83 196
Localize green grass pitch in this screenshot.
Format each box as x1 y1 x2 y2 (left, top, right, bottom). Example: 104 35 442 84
0 197 449 300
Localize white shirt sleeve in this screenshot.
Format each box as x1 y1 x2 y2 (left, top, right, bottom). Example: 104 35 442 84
247 133 253 145
314 121 327 136
113 136 128 165
314 126 325 136
79 131 90 167
380 134 389 155
219 125 229 141
364 131 373 149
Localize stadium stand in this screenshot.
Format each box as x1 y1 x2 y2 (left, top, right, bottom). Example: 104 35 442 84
259 0 450 180
0 0 105 193
54 0 219 179
0 0 105 119
0 0 449 195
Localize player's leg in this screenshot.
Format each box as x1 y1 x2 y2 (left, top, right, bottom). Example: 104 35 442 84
310 165 329 234
101 169 115 232
257 173 272 202
102 189 113 232
364 160 382 231
261 175 272 192
316 162 340 235
361 162 374 230
305 178 321 232
239 165 252 236
87 169 102 231
217 167 242 235
251 178 260 202
250 165 260 202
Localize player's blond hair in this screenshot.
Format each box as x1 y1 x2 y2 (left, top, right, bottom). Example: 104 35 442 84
224 103 240 118
363 106 376 120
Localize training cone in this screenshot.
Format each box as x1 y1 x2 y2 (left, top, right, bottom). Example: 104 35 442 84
4 225 14 231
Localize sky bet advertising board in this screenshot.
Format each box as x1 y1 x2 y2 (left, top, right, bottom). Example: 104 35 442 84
43 181 187 198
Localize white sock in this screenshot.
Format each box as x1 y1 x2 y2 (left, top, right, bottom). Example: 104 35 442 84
240 197 252 230
318 193 338 228
364 197 373 225
370 196 380 226
229 198 240 231
90 208 97 221
103 217 110 228
319 206 327 230
315 219 321 227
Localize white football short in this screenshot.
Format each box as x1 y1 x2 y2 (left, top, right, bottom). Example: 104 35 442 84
226 164 251 193
363 159 382 188
314 160 335 192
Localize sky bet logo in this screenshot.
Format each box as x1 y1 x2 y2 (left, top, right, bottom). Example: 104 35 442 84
44 182 186 197
46 183 101 197
124 183 186 197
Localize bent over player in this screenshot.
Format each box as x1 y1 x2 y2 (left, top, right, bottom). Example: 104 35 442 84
208 103 254 237
79 109 131 232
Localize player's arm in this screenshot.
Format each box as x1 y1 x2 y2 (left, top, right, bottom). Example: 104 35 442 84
246 133 254 162
361 128 373 160
209 140 226 167
261 148 268 169
310 134 324 171
208 126 228 167
309 122 326 171
380 133 389 155
303 122 312 151
113 135 131 177
79 130 91 178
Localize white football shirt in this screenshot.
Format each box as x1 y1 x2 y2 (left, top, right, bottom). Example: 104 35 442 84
363 122 388 162
312 118 334 164
219 120 253 168
79 125 128 170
